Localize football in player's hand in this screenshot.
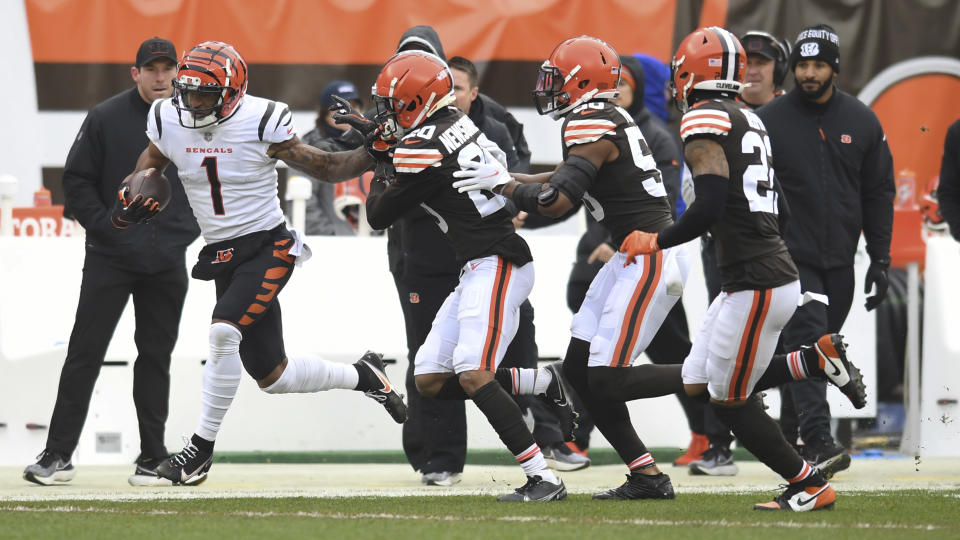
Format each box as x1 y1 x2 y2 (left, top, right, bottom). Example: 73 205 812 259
123 168 171 211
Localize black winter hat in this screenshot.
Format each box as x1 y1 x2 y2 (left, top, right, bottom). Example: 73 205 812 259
790 24 840 73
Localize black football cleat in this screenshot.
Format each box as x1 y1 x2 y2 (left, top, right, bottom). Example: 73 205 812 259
356 351 408 424
814 334 867 409
593 471 676 500
541 362 579 441
496 475 567 502
155 438 213 486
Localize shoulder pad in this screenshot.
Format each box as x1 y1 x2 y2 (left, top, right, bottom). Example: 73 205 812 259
563 105 619 147
680 101 731 141
393 136 443 174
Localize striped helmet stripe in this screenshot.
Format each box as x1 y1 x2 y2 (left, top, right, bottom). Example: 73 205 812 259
709 26 740 82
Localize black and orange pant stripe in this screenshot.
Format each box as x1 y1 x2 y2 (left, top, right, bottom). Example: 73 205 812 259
727 289 772 401
212 227 297 380
609 252 662 368
479 257 512 372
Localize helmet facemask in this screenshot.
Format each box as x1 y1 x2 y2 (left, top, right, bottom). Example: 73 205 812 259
533 63 569 116
172 76 233 128
372 92 405 139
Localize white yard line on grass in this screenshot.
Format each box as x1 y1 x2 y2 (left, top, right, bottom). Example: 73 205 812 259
0 504 945 531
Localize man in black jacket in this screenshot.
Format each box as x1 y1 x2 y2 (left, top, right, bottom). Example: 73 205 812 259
24 37 200 487
758 24 895 477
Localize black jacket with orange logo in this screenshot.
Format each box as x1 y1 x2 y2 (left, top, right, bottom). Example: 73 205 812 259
758 86 894 269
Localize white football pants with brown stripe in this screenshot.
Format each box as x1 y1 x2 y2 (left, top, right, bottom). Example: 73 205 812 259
682 279 800 402
414 256 534 375
572 246 690 368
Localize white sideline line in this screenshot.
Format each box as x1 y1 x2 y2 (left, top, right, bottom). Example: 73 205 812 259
0 505 945 531
3 485 958 503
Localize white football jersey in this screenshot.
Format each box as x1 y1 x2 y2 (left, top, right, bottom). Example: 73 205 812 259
146 94 294 243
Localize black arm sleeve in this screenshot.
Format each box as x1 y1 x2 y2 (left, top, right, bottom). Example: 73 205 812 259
656 174 728 249
938 120 960 241
548 155 597 203
365 173 438 230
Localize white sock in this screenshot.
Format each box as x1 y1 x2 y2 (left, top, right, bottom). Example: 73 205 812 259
533 367 553 395
509 368 538 395
195 323 243 442
515 443 558 483
263 356 359 393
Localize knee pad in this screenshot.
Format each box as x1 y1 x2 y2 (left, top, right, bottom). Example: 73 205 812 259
209 322 242 364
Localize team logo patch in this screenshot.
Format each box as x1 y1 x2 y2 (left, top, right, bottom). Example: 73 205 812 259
409 292 420 304
840 134 852 144
800 42 820 57
212 248 234 264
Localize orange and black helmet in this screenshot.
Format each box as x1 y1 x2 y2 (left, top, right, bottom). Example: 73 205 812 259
172 41 248 128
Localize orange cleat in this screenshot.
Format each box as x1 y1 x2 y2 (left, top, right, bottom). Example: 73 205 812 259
673 432 709 466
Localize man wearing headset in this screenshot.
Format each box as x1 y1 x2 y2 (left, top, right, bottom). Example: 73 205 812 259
740 31 792 109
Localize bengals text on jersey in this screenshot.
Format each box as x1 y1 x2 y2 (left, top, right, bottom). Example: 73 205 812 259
147 94 294 243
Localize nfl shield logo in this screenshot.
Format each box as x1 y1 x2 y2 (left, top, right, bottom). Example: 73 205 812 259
203 132 213 142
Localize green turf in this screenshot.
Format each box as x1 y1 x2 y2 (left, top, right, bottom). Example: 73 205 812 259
212 446 759 466
1 490 957 540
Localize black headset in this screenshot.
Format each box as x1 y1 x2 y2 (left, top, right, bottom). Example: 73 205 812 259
739 31 791 87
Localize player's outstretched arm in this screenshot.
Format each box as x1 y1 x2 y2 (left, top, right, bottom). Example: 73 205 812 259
268 137 375 183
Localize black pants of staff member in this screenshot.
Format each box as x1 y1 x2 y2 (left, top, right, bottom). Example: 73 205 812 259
46 252 189 461
396 272 467 476
780 263 856 444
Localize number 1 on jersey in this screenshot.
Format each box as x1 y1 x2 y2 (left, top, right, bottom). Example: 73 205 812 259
200 156 226 215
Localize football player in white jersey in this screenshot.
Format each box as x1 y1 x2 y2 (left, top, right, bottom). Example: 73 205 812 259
114 41 407 485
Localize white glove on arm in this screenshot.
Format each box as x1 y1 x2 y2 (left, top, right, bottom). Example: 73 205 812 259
477 133 508 169
452 160 511 193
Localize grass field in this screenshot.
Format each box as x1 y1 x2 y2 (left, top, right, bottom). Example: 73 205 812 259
2 458 958 539
2 491 958 539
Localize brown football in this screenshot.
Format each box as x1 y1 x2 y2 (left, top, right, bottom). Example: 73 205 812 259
124 168 171 211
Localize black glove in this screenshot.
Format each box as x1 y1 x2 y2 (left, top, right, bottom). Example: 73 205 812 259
864 260 890 311
330 95 395 164
331 95 376 137
110 186 160 229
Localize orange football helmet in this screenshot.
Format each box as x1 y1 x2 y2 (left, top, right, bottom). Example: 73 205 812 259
671 27 745 113
372 51 455 136
173 41 248 128
534 36 621 118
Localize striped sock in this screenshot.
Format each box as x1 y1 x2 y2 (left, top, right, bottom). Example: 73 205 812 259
516 443 557 483
627 452 656 472
786 351 809 380
786 460 815 484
